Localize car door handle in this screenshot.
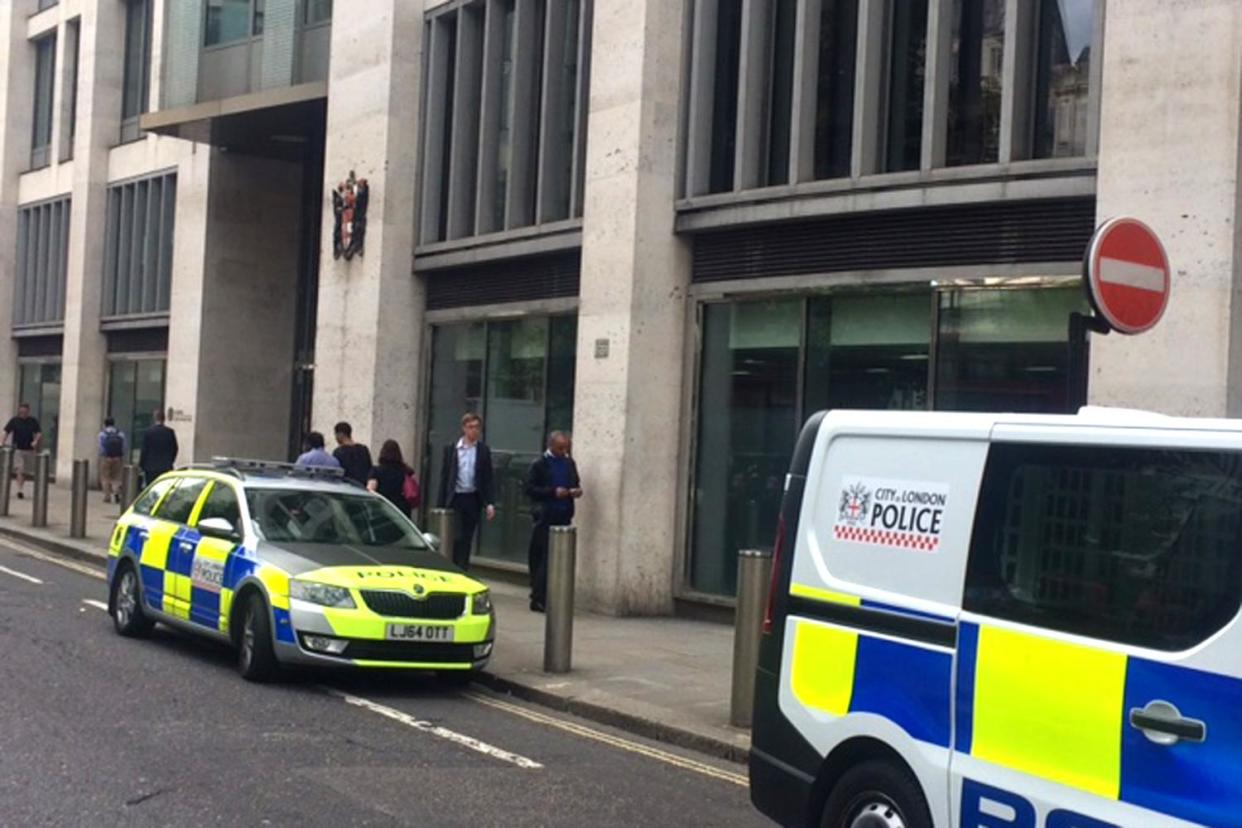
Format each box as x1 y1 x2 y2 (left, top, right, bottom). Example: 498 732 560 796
1129 701 1206 745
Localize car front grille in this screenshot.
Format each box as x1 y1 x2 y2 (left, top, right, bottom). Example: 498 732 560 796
359 590 466 620
344 640 477 663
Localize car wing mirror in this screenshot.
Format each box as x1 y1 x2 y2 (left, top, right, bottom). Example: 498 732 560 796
199 517 241 541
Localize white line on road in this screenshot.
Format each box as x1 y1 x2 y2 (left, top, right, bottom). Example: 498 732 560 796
321 687 543 770
0 537 106 581
464 691 748 787
82 599 109 612
0 564 43 584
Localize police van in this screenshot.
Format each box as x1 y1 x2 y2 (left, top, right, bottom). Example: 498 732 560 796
750 409 1242 828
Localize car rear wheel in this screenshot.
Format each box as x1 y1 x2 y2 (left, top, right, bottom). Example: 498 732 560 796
820 760 931 828
110 564 154 638
237 594 279 682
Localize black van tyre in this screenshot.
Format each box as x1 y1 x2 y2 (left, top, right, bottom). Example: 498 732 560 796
820 760 932 828
237 593 280 682
110 563 154 637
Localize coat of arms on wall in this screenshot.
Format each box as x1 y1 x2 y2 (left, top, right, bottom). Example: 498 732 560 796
332 171 369 261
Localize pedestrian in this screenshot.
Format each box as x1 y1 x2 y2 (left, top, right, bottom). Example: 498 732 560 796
295 431 342 469
3 403 42 500
367 439 419 517
332 421 373 486
97 417 127 504
524 431 582 612
437 412 495 571
139 409 178 486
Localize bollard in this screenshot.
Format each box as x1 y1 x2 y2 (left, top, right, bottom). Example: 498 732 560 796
0 447 11 518
70 459 89 539
31 451 51 528
428 508 455 560
543 525 577 673
730 547 774 727
120 464 141 512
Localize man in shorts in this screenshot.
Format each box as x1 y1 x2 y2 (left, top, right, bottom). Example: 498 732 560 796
3 403 42 500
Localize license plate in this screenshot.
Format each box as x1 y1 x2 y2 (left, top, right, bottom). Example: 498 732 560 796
386 624 455 642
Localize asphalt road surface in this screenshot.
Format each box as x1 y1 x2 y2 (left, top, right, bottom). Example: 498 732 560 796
0 537 766 827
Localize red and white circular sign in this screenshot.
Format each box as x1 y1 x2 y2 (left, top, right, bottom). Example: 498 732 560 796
1085 217 1171 335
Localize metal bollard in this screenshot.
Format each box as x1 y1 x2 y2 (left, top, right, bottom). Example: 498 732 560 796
428 508 455 560
70 459 89 538
730 547 774 727
120 464 141 512
0 447 12 517
31 451 51 528
544 525 577 673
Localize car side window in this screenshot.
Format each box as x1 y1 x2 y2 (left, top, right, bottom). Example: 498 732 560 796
132 478 177 516
965 442 1242 651
195 482 242 530
154 478 209 526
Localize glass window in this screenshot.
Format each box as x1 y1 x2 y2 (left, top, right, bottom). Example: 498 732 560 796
946 0 1004 167
121 0 152 126
546 315 578 436
437 15 458 242
426 323 486 512
133 477 177 516
880 0 928 172
196 482 241 529
252 0 265 35
935 288 1083 413
246 489 431 549
691 301 801 595
708 0 744 194
813 0 858 180
31 35 56 167
494 0 517 229
17 362 60 461
966 443 1242 651
765 0 797 186
62 21 80 159
305 0 332 25
550 0 582 217
156 478 208 524
205 0 252 46
107 358 167 464
1031 0 1094 159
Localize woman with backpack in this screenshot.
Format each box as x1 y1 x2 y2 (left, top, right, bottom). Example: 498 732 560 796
367 439 420 518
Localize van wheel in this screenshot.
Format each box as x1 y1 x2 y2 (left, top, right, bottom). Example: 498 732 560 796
237 594 279 682
110 564 154 637
820 760 931 828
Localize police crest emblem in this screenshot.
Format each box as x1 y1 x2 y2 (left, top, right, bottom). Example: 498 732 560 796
332 170 369 261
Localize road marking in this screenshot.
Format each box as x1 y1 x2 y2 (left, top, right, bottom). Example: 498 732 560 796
82 599 109 612
0 537 106 581
464 691 748 787
0 564 43 584
321 687 543 770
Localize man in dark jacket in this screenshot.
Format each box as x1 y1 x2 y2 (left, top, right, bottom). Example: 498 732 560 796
524 431 582 612
139 409 179 485
437 412 495 571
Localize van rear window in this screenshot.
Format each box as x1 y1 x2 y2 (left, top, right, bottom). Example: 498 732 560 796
965 443 1242 651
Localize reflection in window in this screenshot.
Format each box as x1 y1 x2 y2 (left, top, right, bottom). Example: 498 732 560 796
427 323 486 512
31 36 56 168
252 0 265 35
1032 0 1094 158
205 0 252 46
122 0 153 138
813 0 858 180
709 0 744 193
305 0 332 25
494 0 517 229
18 362 60 461
880 0 928 172
946 0 1004 166
107 358 166 464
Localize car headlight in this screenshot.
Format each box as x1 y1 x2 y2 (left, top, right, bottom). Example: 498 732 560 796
472 590 492 615
289 581 356 609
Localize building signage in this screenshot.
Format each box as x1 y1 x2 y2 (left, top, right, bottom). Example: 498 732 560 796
833 476 949 553
1085 217 1170 335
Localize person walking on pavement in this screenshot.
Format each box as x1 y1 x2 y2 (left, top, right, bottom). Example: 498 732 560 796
295 431 342 469
437 412 495 571
139 409 178 485
524 431 582 612
367 439 419 517
3 403 42 500
98 417 127 503
332 421 373 486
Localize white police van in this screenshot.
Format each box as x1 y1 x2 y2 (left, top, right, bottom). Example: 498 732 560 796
749 408 1242 828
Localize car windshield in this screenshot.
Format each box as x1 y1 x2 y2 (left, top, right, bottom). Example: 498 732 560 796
245 488 431 549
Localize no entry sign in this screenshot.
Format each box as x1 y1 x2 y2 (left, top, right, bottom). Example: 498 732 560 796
1085 217 1170 335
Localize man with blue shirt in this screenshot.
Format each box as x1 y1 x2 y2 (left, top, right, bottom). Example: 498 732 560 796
437 412 496 571
524 431 582 612
295 431 342 470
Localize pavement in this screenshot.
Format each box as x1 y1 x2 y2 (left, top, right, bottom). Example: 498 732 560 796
0 481 752 764
0 543 765 826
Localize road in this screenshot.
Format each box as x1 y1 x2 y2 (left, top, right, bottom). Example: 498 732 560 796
0 537 765 827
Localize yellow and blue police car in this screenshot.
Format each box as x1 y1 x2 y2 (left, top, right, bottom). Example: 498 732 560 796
751 409 1242 828
105 459 494 682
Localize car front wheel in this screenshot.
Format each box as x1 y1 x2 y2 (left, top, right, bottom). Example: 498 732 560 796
110 565 154 638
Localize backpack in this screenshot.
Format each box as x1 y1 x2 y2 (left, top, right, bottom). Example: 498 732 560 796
103 431 124 458
402 472 421 508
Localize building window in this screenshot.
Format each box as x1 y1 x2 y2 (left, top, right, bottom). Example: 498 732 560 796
880 0 928 172
765 0 797 186
305 0 332 25
37 0 58 10
1031 0 1094 158
122 0 153 143
707 0 743 193
946 0 1005 167
205 0 255 46
102 172 177 319
425 315 578 568
813 0 859 180
107 358 167 464
17 362 61 461
13 198 71 329
30 35 56 169
59 21 80 162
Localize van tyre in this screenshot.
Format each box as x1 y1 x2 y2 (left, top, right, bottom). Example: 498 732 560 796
821 760 931 828
237 594 279 682
110 564 154 638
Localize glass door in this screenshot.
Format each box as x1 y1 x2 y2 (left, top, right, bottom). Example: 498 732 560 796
107 357 166 464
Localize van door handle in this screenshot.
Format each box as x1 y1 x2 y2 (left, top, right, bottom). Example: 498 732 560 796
1129 701 1206 745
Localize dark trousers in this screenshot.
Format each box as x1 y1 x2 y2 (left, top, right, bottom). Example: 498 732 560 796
451 492 482 570
528 513 571 605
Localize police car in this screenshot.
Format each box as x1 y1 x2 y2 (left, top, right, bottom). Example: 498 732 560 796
105 459 494 682
750 409 1242 828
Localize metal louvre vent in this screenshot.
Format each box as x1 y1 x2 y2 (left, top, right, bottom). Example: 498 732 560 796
423 250 581 310
359 590 466 620
691 198 1097 283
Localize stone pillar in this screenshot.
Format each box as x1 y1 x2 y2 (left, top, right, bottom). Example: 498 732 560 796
56 0 123 480
312 2 424 462
1089 0 1242 416
572 0 690 615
